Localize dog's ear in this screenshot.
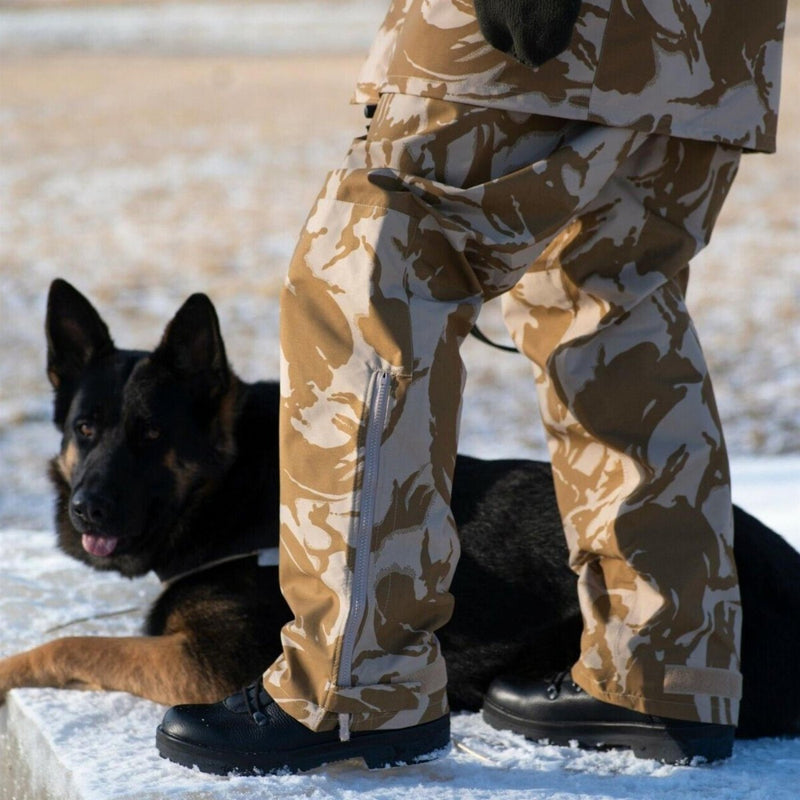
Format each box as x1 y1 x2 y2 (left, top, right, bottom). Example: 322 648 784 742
153 294 230 397
46 279 115 389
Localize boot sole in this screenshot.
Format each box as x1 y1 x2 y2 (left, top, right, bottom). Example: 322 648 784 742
156 714 451 775
482 699 733 764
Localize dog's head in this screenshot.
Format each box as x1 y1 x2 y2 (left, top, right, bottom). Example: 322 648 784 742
46 279 239 577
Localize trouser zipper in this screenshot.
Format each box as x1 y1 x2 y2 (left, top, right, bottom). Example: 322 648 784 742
337 370 392 737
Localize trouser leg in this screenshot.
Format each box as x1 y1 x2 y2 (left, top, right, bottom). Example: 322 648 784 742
501 135 743 724
264 94 647 734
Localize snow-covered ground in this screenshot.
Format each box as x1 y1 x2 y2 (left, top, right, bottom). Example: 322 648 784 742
1 458 799 800
1 2 799 798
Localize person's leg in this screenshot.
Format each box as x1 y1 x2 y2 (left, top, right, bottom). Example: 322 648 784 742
489 135 742 753
158 97 653 773
266 97 646 737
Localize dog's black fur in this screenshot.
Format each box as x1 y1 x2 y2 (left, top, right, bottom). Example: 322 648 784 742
1 279 797 739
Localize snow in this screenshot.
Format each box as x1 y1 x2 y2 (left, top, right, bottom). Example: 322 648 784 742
7 687 800 800
1 458 799 800
729 458 800 539
1 1 800 797
0 1 387 56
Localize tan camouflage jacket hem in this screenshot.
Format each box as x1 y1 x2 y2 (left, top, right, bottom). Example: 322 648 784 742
354 0 787 154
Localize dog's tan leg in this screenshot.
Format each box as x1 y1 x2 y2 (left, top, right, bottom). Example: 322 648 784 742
0 634 232 706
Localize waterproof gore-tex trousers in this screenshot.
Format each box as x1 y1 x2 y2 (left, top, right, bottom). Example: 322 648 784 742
264 94 744 735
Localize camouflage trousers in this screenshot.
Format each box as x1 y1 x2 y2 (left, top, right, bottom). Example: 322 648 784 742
263 93 743 735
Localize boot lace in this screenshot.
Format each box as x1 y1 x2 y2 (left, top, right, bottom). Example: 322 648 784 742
241 681 270 726
545 669 582 700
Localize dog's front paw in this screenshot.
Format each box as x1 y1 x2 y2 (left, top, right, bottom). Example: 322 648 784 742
0 649 44 702
0 657 19 704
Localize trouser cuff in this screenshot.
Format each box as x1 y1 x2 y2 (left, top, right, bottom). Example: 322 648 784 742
571 661 741 726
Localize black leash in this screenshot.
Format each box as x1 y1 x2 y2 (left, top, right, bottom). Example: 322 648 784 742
469 325 519 354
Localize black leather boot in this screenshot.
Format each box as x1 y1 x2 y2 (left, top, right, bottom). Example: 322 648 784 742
482 671 734 764
156 682 450 775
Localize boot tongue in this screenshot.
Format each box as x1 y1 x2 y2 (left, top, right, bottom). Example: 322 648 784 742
82 533 119 557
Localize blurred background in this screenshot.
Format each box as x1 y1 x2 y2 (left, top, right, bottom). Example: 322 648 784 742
1 0 799 530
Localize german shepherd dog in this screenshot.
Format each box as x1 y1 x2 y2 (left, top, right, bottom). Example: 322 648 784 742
0 279 797 740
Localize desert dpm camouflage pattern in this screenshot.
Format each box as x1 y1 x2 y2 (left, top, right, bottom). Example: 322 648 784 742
501 134 744 725
263 0 787 736
355 0 787 153
264 92 748 732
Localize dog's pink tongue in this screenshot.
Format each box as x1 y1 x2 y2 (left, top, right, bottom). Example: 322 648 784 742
82 534 119 557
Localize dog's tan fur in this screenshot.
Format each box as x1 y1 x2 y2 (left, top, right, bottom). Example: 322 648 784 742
0 633 229 706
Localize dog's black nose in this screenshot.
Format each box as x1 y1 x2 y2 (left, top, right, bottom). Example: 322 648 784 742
71 489 111 527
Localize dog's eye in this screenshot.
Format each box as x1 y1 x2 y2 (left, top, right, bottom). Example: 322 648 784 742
143 426 161 442
75 420 95 439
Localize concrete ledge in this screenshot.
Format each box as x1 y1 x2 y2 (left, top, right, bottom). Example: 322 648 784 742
0 703 30 800
1 687 210 800
2 694 79 800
